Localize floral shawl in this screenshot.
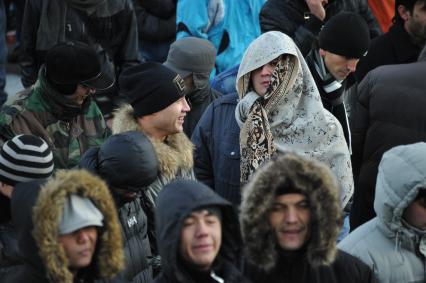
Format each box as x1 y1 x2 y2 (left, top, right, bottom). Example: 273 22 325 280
235 31 353 207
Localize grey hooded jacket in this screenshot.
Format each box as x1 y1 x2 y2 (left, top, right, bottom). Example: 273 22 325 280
338 142 426 283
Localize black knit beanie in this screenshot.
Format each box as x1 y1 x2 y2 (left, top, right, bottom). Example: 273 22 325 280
319 12 370 59
119 62 187 117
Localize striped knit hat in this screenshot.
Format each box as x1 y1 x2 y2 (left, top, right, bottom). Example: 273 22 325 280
0 135 54 186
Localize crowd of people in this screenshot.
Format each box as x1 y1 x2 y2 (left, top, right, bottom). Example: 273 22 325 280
0 0 425 282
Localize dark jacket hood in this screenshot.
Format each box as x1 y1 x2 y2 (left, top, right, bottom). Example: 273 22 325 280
11 170 124 283
80 130 159 192
240 154 342 271
155 179 242 282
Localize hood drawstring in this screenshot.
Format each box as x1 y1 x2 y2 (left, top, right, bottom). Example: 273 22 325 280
210 270 225 283
394 230 405 264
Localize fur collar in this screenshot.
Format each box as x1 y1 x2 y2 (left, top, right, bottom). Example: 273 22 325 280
240 154 342 271
112 104 194 179
32 170 124 283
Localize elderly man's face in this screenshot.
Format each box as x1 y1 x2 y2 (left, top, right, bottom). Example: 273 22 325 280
403 196 426 230
57 226 98 270
179 209 222 270
268 193 311 251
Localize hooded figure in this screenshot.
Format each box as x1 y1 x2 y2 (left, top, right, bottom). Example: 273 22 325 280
240 154 376 283
154 180 247 283
235 31 353 208
339 142 426 283
5 170 124 283
80 130 159 282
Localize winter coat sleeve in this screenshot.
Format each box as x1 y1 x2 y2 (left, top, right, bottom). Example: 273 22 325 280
191 103 215 188
259 1 324 57
350 72 374 180
132 0 176 42
20 0 42 88
114 0 140 72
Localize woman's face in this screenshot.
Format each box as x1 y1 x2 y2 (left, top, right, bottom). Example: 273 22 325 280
250 58 278 96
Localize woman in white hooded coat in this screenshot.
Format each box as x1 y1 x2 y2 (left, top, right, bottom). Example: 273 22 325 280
235 31 353 208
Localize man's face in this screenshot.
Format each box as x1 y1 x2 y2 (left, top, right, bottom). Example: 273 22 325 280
405 2 426 46
268 193 311 251
319 49 359 81
57 226 98 270
71 85 96 105
140 96 190 140
179 209 222 270
403 196 426 230
250 58 279 96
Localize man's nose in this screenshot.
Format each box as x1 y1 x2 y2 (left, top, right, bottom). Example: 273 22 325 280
346 59 359 73
183 97 191 112
195 221 209 237
285 208 299 223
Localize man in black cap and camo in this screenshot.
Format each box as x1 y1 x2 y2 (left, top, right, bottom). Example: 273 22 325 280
0 41 112 169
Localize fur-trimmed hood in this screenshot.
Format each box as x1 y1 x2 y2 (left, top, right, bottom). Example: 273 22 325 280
11 170 124 283
240 154 342 271
112 104 194 179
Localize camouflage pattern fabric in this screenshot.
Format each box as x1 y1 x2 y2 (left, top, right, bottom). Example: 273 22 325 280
0 82 109 169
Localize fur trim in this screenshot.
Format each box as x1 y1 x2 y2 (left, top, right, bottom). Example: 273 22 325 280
32 170 124 283
240 154 342 271
112 104 194 179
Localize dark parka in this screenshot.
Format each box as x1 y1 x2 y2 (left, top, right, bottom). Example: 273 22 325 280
259 0 381 56
191 92 241 205
355 22 423 82
5 170 124 283
153 180 248 283
20 0 140 115
240 154 376 283
350 56 426 229
80 131 159 283
132 0 176 61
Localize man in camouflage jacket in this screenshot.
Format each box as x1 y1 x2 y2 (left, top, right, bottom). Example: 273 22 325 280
0 41 110 169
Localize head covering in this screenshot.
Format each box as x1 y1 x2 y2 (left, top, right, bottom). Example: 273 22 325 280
119 62 186 117
235 31 353 208
156 180 242 281
79 131 159 192
319 12 370 58
58 194 104 235
164 37 216 78
0 134 54 186
45 41 115 94
240 154 342 271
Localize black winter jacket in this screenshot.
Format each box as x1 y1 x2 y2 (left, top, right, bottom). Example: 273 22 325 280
132 0 176 43
20 0 140 116
350 59 426 229
153 180 248 283
355 22 422 82
184 86 221 138
80 131 159 283
260 0 381 56
246 250 376 283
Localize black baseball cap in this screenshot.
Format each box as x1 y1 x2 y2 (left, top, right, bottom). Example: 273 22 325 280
45 41 115 92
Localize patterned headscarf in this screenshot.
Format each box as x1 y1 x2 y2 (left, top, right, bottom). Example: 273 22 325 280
236 31 354 207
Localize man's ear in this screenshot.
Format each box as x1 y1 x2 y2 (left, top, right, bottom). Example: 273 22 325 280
398 5 411 22
319 48 327 57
